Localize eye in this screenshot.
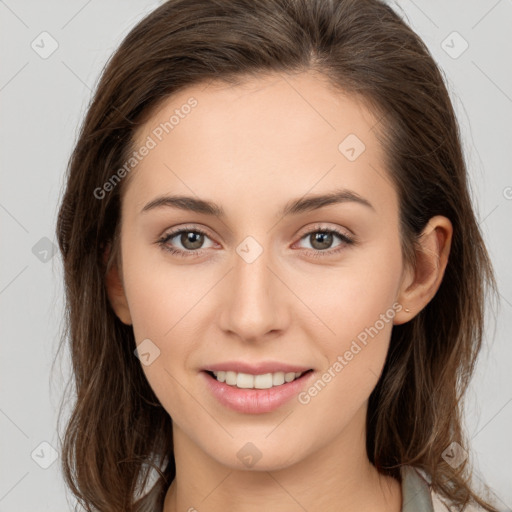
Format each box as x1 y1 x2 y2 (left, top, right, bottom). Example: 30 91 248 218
294 225 355 257
157 226 215 258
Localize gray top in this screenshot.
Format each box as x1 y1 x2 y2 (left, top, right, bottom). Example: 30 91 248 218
401 465 436 512
134 464 442 511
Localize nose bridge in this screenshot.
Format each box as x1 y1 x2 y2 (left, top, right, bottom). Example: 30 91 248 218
220 236 285 340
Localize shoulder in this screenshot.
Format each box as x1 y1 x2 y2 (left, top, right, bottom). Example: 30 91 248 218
431 488 488 512
408 466 488 512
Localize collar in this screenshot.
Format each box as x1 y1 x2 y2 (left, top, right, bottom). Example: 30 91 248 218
400 465 435 512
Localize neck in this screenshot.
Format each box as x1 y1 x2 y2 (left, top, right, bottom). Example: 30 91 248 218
163 405 402 512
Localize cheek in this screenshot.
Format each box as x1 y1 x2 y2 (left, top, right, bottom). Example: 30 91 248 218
298 239 403 346
122 253 204 421
120 238 217 417
294 255 402 431
121 234 206 343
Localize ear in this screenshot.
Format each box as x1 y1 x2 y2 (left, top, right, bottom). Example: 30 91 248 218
393 215 453 325
103 243 132 325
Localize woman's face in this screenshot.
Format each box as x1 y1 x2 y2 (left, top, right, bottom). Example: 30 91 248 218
115 71 411 470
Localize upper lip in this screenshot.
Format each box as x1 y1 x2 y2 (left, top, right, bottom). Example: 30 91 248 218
203 361 313 375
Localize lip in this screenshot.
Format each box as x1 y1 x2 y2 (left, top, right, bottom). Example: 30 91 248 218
203 360 312 374
201 368 315 414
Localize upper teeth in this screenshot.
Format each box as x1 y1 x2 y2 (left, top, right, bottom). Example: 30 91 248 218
212 371 306 389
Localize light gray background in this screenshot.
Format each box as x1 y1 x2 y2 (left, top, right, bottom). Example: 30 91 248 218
1 1 511 510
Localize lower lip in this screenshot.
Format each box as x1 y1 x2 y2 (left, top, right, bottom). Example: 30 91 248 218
201 370 315 414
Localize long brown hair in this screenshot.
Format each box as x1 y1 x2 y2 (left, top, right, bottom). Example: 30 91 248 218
55 0 499 510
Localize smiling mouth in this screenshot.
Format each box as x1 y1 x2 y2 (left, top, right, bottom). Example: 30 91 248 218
204 369 314 390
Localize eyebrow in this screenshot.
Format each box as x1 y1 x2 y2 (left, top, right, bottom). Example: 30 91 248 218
140 187 375 217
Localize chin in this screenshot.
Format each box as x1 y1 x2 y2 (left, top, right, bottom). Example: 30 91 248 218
207 441 306 472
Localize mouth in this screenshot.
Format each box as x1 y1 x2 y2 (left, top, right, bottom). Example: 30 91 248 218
204 369 314 389
201 368 315 414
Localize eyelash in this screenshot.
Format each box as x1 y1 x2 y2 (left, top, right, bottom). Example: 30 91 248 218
156 224 355 259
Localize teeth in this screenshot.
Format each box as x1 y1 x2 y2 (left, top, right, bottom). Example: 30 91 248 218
211 370 306 389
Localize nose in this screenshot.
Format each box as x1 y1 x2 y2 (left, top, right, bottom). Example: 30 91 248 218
218 243 289 343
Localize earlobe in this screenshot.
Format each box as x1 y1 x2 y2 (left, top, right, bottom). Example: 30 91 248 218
393 216 453 325
103 244 133 326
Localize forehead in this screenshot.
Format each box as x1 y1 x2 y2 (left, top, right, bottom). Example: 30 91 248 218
125 71 395 217
133 71 381 148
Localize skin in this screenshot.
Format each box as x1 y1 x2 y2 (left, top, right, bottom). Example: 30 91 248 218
106 71 452 512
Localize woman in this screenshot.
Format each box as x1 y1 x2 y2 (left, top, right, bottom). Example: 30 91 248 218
55 0 499 510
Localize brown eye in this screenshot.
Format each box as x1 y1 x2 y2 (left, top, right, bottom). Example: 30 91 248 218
309 231 335 251
296 228 354 255
178 231 205 250
158 227 215 257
